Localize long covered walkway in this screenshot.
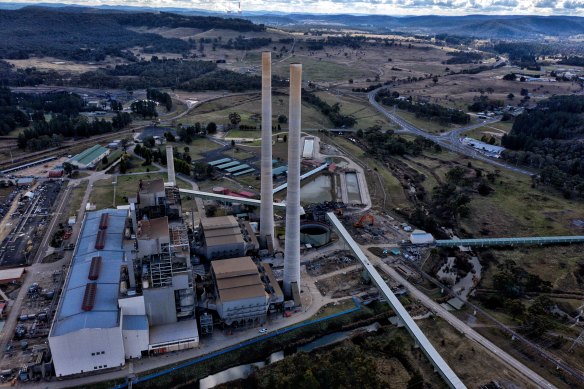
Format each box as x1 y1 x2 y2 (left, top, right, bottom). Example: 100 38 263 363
435 236 584 247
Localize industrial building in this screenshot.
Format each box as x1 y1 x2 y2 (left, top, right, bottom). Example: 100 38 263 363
195 216 258 260
68 144 110 169
48 58 308 377
50 196 198 377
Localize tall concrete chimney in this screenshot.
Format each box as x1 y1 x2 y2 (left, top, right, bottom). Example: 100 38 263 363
283 63 302 298
166 145 176 186
259 51 274 248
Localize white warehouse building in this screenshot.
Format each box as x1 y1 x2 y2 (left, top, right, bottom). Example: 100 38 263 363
49 209 136 376
49 208 199 377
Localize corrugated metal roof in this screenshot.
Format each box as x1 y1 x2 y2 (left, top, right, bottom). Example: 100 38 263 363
70 144 109 167
51 209 129 337
123 315 148 331
208 158 232 166
212 256 257 278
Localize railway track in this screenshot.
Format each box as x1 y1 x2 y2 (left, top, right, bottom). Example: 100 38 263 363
0 129 134 172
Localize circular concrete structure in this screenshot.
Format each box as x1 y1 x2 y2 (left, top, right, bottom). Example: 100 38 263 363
300 222 331 247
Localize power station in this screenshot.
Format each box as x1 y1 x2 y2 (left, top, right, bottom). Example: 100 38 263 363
48 54 305 377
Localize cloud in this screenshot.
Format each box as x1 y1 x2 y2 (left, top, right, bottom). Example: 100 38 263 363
5 0 584 15
534 0 558 7
563 0 584 9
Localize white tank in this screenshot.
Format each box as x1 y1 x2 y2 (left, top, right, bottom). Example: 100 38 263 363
142 279 149 289
119 281 128 294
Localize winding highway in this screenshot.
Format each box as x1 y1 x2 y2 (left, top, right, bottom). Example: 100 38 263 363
367 88 534 176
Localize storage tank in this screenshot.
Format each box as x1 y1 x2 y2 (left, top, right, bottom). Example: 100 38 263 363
119 281 128 294
299 222 331 247
142 279 149 289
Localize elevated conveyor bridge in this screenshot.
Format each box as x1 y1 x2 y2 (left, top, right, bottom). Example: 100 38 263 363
326 212 466 389
435 236 584 248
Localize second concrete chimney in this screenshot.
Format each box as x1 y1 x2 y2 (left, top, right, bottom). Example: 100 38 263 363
283 63 302 298
259 51 274 248
166 145 176 186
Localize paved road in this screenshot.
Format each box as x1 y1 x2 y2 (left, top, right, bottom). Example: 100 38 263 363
372 258 557 389
367 88 534 176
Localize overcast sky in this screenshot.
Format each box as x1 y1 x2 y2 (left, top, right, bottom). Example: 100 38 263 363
10 0 584 16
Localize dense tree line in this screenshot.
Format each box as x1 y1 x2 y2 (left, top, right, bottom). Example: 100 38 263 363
502 95 584 198
0 87 30 135
0 7 263 60
15 90 86 117
17 115 118 150
360 125 439 157
107 58 217 88
444 51 483 64
558 56 584 66
302 90 357 127
221 36 272 51
468 95 504 112
146 88 172 111
376 89 470 125
131 100 158 118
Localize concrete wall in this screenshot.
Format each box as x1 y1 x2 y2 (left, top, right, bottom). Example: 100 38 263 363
122 329 149 359
49 326 125 377
144 287 177 326
205 243 245 260
119 295 146 315
217 295 269 326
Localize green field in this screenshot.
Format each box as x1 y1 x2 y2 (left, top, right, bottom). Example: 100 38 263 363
125 155 160 173
272 56 376 82
182 94 333 130
168 137 223 161
315 91 395 130
393 109 458 134
89 173 191 210
463 120 513 144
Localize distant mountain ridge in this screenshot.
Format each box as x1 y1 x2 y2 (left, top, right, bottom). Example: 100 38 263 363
0 4 583 39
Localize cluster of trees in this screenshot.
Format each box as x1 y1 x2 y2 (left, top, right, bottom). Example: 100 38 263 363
302 90 357 128
0 87 30 135
221 36 272 50
2 57 269 93
492 42 546 70
0 8 263 60
180 69 268 92
360 125 440 157
377 89 470 125
130 100 158 118
478 259 555 339
468 95 504 112
177 122 216 143
16 90 86 116
502 95 584 198
107 59 217 88
444 51 483 64
558 56 584 66
146 88 172 112
17 115 113 150
351 83 383 93
409 165 497 235
247 334 424 389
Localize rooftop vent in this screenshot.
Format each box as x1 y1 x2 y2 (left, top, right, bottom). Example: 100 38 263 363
82 283 97 311
88 256 102 280
99 213 109 230
95 230 106 250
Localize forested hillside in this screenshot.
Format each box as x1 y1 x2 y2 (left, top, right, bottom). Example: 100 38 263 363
502 95 584 198
0 7 264 60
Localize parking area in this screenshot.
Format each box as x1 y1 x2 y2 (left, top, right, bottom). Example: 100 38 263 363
0 181 63 267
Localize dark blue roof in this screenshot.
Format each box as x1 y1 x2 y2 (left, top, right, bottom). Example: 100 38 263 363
123 315 148 331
